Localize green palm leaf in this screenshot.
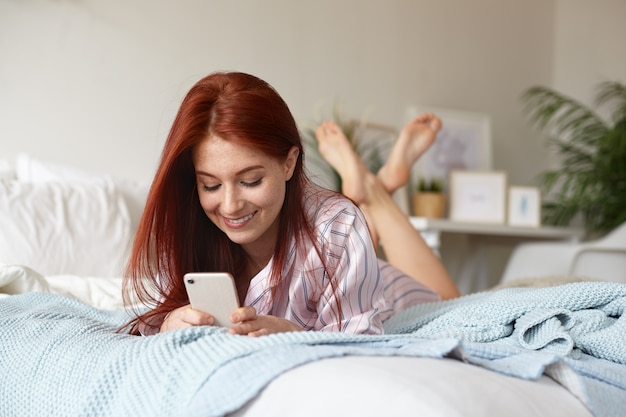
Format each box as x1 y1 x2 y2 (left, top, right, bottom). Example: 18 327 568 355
522 81 626 237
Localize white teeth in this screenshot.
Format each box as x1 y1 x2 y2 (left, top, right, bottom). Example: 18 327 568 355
227 212 255 225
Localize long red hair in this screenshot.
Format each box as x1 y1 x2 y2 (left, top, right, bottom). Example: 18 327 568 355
122 71 333 334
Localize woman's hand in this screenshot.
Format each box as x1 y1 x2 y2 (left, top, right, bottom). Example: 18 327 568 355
159 304 215 332
227 306 303 337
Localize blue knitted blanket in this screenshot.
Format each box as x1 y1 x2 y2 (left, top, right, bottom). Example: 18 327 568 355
1 281 625 417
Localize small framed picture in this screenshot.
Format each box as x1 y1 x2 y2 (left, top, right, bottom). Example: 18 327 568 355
449 170 507 223
407 107 492 192
507 186 541 227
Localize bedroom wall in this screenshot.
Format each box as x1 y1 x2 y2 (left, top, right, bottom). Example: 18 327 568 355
1 0 624 288
1 0 555 185
552 0 626 128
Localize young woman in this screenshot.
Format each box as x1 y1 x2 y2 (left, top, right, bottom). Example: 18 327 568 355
123 71 457 337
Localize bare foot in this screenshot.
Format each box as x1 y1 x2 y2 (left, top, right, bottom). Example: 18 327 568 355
377 113 442 193
315 121 369 204
315 121 382 247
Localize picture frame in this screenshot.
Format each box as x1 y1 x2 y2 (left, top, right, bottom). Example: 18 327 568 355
449 170 507 223
507 186 541 227
407 107 492 192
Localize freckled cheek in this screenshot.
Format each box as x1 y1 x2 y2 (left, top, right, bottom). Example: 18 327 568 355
198 194 219 218
251 191 277 210
256 183 286 213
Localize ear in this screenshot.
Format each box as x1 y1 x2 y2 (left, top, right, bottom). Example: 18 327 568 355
283 146 299 181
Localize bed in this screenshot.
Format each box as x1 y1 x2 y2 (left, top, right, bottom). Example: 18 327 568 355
1 154 625 417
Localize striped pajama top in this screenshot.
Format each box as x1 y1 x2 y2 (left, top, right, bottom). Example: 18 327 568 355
244 185 440 335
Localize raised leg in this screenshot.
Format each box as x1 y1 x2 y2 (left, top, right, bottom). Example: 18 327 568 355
315 121 459 299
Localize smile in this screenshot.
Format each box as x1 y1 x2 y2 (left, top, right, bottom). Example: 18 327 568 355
223 212 256 226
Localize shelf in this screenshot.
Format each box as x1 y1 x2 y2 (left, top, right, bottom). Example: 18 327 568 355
409 217 584 241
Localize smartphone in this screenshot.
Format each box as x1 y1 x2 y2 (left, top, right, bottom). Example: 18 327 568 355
183 272 240 327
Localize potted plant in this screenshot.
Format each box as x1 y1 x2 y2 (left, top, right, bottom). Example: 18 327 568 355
412 177 446 218
521 80 626 237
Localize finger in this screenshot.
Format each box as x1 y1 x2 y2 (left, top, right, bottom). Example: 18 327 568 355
231 306 256 323
183 307 215 326
227 316 267 335
247 328 270 337
227 321 258 335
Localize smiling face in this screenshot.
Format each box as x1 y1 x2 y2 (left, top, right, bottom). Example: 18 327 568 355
192 135 299 262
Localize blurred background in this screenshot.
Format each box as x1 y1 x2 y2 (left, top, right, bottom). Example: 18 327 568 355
1 0 624 288
2 0 623 183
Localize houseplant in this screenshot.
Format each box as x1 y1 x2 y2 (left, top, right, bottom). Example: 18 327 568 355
521 80 626 237
412 177 446 218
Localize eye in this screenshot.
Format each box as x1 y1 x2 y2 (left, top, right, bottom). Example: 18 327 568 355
242 178 262 188
201 183 220 192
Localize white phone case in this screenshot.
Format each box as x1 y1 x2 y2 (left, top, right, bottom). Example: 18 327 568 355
184 272 240 327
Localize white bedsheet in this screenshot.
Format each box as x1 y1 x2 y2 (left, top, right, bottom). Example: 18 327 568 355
0 263 125 310
233 356 592 417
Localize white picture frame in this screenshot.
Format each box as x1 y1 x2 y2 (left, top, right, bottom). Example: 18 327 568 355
507 186 541 227
407 107 492 192
449 170 507 224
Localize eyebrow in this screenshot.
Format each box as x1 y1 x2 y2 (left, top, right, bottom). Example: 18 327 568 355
195 165 265 178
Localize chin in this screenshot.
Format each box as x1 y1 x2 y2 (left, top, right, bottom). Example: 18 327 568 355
223 230 258 246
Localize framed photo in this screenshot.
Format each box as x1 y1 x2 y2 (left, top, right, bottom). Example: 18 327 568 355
407 107 492 192
449 170 507 223
507 186 541 227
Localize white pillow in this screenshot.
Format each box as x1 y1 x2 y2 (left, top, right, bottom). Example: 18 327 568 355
0 263 50 294
15 153 101 182
0 178 132 277
15 153 149 231
0 159 16 181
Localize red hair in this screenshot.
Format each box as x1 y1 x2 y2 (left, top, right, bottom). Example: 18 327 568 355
122 71 336 333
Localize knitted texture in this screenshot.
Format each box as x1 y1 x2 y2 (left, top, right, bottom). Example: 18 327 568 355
1 283 625 417
384 281 626 363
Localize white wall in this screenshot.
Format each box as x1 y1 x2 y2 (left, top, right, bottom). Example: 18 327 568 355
554 0 626 102
1 0 555 185
553 0 626 131
2 0 624 288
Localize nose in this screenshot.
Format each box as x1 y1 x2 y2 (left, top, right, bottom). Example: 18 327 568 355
221 185 244 215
